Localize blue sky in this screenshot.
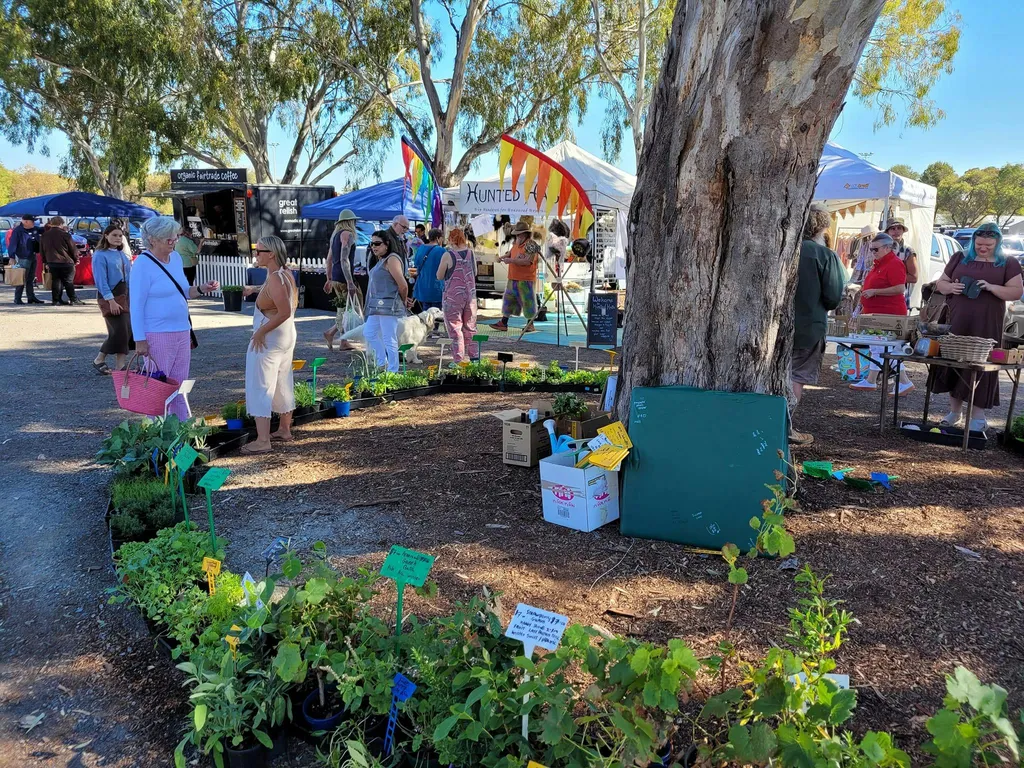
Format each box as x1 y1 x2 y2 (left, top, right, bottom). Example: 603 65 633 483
0 0 1015 186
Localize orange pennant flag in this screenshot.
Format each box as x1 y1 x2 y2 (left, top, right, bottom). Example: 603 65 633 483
523 154 539 202
510 147 527 193
544 169 563 217
557 176 572 218
535 162 551 212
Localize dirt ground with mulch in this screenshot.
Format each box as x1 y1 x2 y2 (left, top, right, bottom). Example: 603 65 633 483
208 341 1024 757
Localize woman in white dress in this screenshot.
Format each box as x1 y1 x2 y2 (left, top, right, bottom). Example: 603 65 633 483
242 236 298 454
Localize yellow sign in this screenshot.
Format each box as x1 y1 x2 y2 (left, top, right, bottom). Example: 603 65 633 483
597 421 632 450
225 625 241 656
587 444 630 471
202 557 222 596
292 359 306 371
528 762 550 768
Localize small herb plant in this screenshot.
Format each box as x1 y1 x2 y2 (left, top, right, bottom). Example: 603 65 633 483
220 402 246 421
322 383 352 402
294 381 315 407
96 415 212 476
109 476 176 539
221 285 243 293
552 392 588 420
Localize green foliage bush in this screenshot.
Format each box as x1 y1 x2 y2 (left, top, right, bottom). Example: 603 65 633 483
96 415 212 475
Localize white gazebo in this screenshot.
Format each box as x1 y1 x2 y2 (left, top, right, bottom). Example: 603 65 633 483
815 142 937 304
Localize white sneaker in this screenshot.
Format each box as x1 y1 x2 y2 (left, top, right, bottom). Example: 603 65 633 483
849 379 877 390
896 381 915 395
968 418 988 433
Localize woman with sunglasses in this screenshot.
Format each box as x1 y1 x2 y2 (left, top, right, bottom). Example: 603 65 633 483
242 236 299 454
91 224 134 374
363 230 413 372
849 233 914 393
930 222 1024 431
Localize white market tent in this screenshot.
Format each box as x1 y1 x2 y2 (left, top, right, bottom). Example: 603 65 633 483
814 141 937 304
446 141 636 281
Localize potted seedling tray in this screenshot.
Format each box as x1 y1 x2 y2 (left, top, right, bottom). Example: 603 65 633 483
384 385 444 402
204 428 251 458
900 421 988 450
292 400 337 426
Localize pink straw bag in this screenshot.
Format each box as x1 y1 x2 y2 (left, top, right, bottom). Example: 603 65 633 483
112 354 181 416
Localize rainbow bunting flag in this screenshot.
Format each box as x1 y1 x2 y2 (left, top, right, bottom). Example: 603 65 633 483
498 134 595 238
401 138 442 227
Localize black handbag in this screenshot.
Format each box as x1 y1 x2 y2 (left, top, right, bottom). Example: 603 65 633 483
144 252 199 349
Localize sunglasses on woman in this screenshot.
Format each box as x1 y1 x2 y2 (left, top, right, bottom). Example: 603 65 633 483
255 248 273 254
371 241 386 247
868 246 884 252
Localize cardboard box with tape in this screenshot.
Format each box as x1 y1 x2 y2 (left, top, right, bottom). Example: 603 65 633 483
490 399 555 468
854 313 919 339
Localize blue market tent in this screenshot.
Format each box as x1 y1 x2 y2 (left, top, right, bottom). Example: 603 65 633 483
0 191 158 219
301 178 427 222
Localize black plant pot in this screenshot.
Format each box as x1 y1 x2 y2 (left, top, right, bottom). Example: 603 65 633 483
223 291 244 312
225 741 267 768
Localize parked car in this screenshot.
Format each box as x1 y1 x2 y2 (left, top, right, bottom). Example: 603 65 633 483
0 217 13 260
952 228 976 250
928 232 964 282
1000 235 1024 261
68 216 144 254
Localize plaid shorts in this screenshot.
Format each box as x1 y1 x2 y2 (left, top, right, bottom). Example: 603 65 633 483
502 280 536 319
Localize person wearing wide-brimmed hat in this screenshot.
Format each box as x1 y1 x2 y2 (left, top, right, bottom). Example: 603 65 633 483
491 220 539 332
884 217 918 307
323 208 364 350
849 224 877 286
930 222 1024 431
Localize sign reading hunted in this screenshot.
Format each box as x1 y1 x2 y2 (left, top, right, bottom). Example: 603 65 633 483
170 168 248 187
459 180 561 216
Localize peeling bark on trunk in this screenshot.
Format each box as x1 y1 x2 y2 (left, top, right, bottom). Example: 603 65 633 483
616 0 886 422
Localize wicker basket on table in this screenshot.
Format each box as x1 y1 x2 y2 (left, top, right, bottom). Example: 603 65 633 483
938 334 996 363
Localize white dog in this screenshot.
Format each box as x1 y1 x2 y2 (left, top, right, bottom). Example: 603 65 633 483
337 307 444 364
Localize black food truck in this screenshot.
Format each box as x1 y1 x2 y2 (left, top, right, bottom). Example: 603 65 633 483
148 169 335 305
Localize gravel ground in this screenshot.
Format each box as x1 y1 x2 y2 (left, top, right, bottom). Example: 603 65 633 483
3 285 1024 766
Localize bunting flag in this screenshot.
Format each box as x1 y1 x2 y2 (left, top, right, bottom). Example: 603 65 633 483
498 134 595 238
401 137 442 227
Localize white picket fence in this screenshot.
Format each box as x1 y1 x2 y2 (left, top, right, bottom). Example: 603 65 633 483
197 255 251 298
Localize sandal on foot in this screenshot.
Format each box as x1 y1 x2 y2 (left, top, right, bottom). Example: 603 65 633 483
939 412 963 427
968 418 988 433
92 361 112 375
323 330 334 351
240 443 272 455
270 433 294 442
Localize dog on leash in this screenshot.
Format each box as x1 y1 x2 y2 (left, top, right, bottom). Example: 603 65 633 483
336 307 444 364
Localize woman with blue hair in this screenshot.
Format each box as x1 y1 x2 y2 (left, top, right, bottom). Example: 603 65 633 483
932 222 1024 430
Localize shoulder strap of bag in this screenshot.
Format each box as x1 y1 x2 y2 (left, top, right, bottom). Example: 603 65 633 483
145 252 193 332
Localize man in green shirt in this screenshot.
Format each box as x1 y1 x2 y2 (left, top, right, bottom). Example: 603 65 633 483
791 203 845 446
175 229 200 285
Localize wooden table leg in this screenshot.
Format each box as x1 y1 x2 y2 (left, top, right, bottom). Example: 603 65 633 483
1004 367 1021 440
921 365 935 428
879 357 890 435
892 359 902 428
963 368 978 452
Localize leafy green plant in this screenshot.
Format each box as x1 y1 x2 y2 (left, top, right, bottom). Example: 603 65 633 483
552 392 588 420
96 415 211 476
1011 414 1024 441
295 381 315 407
323 383 352 402
544 360 565 382
220 402 246 421
221 285 243 293
922 667 1022 766
110 512 146 540
174 648 289 768
111 476 175 533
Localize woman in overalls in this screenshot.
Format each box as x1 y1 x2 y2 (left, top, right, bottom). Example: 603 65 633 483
435 227 478 362
364 230 413 372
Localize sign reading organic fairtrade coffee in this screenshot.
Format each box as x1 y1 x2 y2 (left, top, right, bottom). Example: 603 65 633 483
170 168 248 187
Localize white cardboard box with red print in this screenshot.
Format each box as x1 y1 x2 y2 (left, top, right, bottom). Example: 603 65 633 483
539 451 620 532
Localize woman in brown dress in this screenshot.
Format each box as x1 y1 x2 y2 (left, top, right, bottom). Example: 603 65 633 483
931 223 1024 431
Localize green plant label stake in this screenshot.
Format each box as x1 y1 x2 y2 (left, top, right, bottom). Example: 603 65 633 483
504 603 569 739
311 357 327 402
380 545 435 636
197 467 231 552
170 443 200 526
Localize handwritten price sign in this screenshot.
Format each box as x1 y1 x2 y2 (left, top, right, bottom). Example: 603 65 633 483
505 603 569 653
380 545 435 588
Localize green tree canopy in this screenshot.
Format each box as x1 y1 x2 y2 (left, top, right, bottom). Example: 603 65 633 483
920 160 956 187
890 164 920 180
0 0 192 197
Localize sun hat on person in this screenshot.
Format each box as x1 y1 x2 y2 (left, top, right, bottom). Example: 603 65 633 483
336 209 357 222
884 217 908 233
510 221 531 236
860 225 875 235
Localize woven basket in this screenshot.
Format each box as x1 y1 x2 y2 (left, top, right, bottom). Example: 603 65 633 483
939 334 996 363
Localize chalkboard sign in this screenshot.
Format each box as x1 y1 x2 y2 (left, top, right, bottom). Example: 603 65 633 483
620 386 789 551
587 292 619 347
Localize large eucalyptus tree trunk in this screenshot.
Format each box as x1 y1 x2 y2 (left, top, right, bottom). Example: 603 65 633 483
616 0 886 421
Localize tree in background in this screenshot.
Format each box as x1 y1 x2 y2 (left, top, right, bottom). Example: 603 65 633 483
917 163 1024 228
989 164 1024 228
617 0 886 417
0 165 74 206
0 0 192 198
920 160 956 188
890 164 920 180
592 0 960 164
318 0 594 187
173 0 396 185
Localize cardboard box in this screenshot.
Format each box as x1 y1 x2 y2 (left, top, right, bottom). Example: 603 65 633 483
854 313 919 339
557 411 613 440
491 399 555 468
540 451 620 532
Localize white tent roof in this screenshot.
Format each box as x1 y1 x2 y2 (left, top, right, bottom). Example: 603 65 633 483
814 142 936 208
454 141 637 215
